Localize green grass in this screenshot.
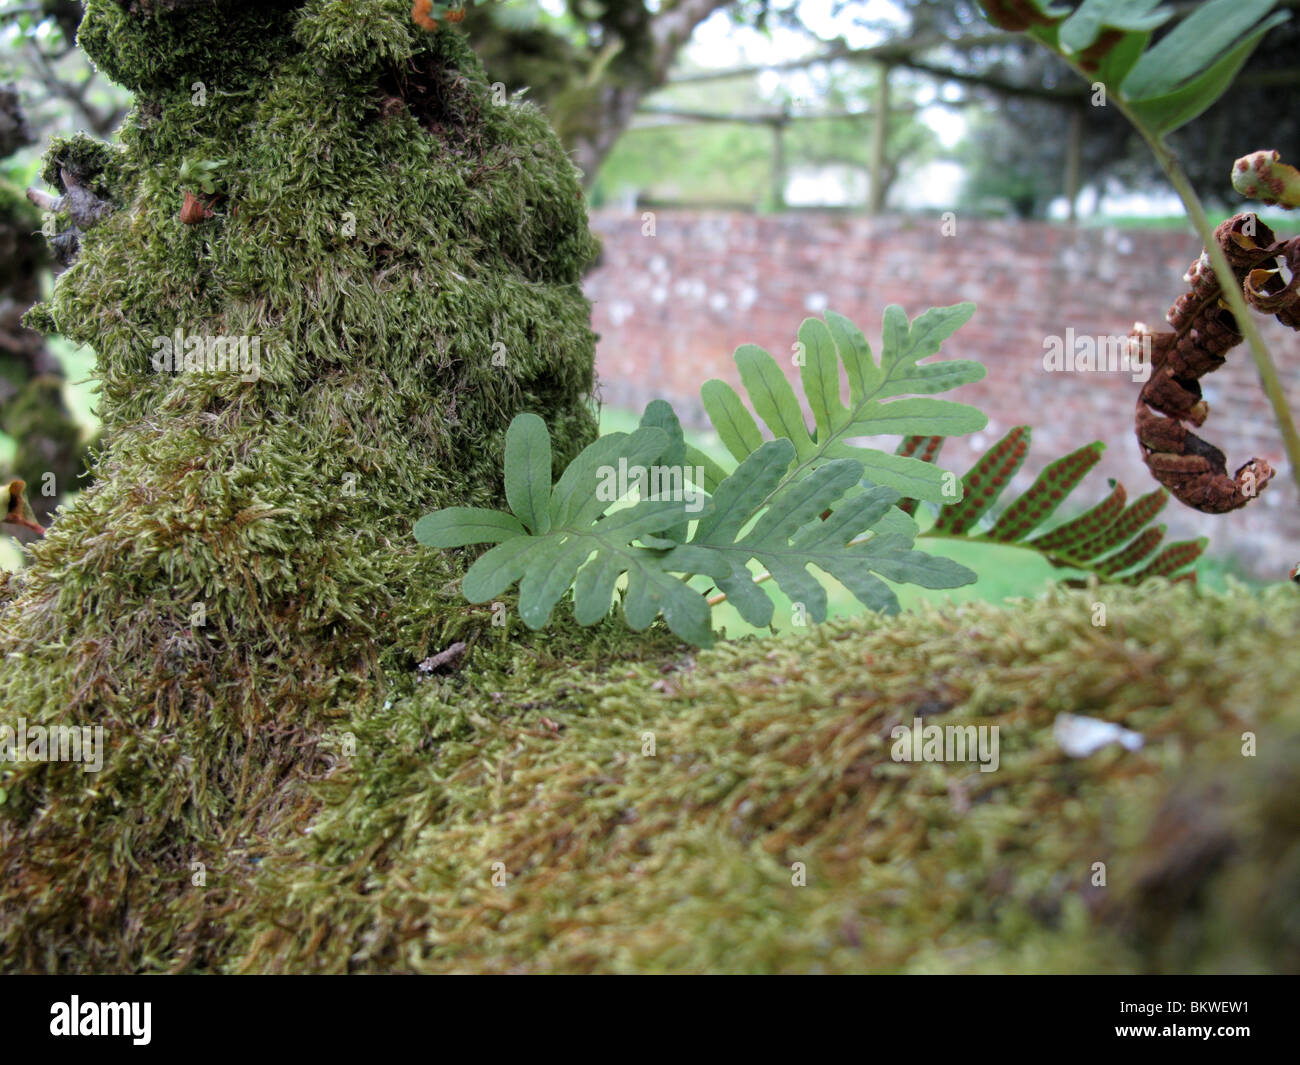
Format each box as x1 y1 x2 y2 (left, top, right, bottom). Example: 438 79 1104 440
1085 211 1300 235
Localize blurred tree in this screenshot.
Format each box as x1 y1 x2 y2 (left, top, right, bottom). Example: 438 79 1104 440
1 1 130 140
0 83 89 536
463 0 738 183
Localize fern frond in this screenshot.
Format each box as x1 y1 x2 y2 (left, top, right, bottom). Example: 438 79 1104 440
1027 480 1126 554
986 442 1104 542
416 364 980 647
916 427 1201 584
932 426 1030 534
1071 488 1168 561
701 305 987 504
664 439 974 627
980 0 1287 137
416 413 723 645
1093 525 1167 578
894 436 944 516
1125 539 1209 582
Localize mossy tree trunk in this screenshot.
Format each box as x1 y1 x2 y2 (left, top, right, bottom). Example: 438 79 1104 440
0 0 603 970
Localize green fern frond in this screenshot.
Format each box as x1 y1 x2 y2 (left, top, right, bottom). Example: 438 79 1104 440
1071 488 1168 561
894 436 944 516
416 413 721 643
1123 538 1210 582
915 427 1203 584
979 0 1288 137
415 315 984 648
986 442 1105 542
701 304 987 504
1093 525 1167 578
932 425 1030 535
1027 480 1126 554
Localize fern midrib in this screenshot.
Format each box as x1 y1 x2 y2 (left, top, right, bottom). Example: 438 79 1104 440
751 339 916 516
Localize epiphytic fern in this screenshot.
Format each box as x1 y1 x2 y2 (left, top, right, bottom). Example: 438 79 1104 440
415 396 979 648
700 303 986 503
899 427 1206 583
415 306 988 646
978 0 1288 139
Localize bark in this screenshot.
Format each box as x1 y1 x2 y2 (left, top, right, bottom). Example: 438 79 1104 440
465 0 733 186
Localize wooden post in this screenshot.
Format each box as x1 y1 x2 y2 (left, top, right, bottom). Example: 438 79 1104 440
1065 104 1082 222
771 111 788 211
868 63 892 215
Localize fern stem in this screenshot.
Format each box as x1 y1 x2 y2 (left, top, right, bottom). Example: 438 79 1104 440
1102 91 1300 502
1144 134 1300 498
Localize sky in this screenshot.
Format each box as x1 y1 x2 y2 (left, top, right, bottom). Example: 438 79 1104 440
684 1 970 206
533 0 1181 213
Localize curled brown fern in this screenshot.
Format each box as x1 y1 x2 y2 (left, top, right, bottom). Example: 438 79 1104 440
1135 213 1300 513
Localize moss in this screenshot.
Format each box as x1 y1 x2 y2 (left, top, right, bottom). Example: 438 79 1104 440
38 133 123 199
75 0 302 95
223 581 1300 974
3 0 1294 977
0 0 602 971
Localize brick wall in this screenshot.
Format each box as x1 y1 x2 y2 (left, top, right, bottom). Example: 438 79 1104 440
583 210 1300 578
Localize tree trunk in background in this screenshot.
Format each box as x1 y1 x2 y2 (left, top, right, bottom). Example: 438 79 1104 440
0 85 89 535
868 64 893 215
464 0 734 186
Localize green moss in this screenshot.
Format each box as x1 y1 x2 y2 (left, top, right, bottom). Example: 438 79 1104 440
3 0 1294 977
0 0 602 971
294 0 419 66
225 581 1300 974
38 133 123 198
75 0 301 95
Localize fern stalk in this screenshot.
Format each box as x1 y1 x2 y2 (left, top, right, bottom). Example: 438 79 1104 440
983 0 1300 503
1136 132 1300 500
